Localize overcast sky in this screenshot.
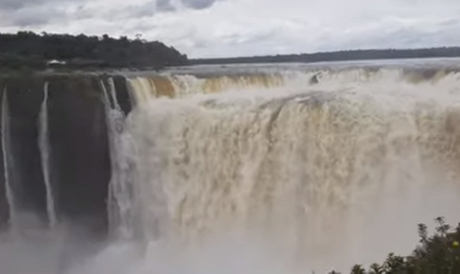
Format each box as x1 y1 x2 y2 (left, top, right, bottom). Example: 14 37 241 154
0 0 459 58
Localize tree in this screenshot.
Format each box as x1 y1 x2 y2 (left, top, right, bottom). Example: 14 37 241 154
350 265 366 274
347 218 460 274
0 31 188 71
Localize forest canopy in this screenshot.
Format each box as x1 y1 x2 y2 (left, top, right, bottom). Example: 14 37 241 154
0 31 188 71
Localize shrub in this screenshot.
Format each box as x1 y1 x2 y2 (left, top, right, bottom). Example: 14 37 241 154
328 217 460 274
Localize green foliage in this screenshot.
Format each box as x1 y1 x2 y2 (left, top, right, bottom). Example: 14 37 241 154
369 263 384 274
327 217 460 274
382 253 406 273
0 53 46 71
351 265 366 274
0 31 188 71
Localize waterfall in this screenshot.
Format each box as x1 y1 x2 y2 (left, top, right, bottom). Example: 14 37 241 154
2 64 460 274
123 68 460 271
103 79 134 238
108 78 121 112
1 88 16 230
38 82 57 229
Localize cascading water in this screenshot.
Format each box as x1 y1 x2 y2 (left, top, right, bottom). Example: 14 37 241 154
105 66 460 273
2 61 460 274
103 79 135 239
1 88 16 230
38 82 58 229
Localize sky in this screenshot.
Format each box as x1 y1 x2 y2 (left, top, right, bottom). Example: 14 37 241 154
0 0 460 58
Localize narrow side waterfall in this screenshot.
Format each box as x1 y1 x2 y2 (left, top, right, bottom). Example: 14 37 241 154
1 89 16 230
103 79 134 238
38 82 57 229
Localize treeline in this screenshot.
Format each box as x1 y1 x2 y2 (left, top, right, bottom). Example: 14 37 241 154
192 48 460 65
329 217 460 274
0 31 188 71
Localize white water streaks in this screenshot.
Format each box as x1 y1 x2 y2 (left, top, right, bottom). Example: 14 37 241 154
116 67 460 272
38 82 58 229
102 79 137 239
1 88 17 230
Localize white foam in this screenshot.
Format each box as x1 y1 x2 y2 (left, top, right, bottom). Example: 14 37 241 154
114 68 460 272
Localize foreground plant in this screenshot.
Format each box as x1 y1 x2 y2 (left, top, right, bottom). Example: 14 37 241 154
329 217 460 274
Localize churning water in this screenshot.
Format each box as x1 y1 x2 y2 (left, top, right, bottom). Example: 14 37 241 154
2 59 460 273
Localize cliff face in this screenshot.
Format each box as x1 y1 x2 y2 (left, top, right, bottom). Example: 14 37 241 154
0 75 132 235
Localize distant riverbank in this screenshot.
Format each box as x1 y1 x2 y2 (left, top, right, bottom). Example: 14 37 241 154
191 47 460 65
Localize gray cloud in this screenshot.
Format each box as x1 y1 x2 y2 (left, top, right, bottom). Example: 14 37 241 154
0 0 219 28
0 0 89 27
1 0 460 58
156 0 220 11
109 2 157 20
1 8 57 27
0 0 23 10
10 9 56 26
0 0 84 10
0 0 43 10
156 0 175 11
181 0 219 9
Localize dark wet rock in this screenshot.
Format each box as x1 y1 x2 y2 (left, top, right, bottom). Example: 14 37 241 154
309 73 320 85
113 76 132 115
46 76 110 235
0 74 132 235
3 76 48 224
